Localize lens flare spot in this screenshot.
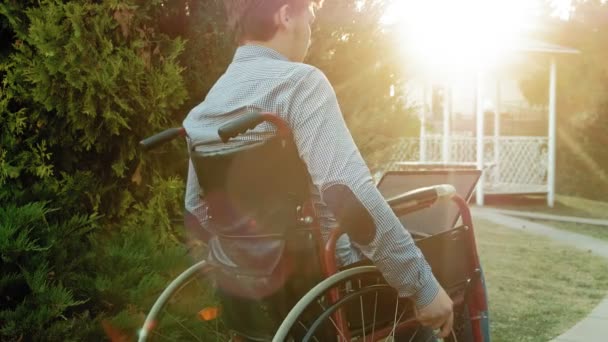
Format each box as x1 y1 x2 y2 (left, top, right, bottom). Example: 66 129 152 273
199 306 220 321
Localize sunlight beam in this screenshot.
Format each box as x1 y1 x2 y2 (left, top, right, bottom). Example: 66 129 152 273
384 0 543 72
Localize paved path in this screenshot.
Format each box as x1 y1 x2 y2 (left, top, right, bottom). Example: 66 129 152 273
473 208 608 258
472 207 608 342
552 297 608 342
483 208 608 227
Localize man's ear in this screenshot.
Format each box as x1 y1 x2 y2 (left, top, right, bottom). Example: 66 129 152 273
275 4 292 30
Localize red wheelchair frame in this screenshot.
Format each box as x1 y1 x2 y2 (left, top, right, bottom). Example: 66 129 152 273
139 112 490 341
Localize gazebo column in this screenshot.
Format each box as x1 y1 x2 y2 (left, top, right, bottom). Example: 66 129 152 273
494 79 501 185
442 82 451 163
548 57 557 207
476 70 485 206
420 83 429 162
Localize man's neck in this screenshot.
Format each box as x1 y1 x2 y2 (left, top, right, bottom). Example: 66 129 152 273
242 38 293 61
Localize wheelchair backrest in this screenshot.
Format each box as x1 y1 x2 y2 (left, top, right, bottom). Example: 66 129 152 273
190 135 312 236
190 133 325 340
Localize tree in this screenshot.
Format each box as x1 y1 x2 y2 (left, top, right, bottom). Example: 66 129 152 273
308 0 419 167
518 0 608 199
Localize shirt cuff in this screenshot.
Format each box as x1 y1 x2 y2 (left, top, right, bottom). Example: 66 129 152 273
408 267 440 309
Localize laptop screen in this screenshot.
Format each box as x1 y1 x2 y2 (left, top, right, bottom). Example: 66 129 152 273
376 170 481 234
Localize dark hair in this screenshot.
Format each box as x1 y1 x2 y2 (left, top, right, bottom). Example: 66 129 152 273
224 0 323 42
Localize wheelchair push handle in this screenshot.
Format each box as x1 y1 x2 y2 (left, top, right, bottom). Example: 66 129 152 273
218 112 265 143
218 112 291 143
139 127 186 151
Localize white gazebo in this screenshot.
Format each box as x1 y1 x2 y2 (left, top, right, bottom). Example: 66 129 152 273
393 40 579 207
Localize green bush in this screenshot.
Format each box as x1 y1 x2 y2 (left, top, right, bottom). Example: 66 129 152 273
0 202 99 340
86 176 189 340
0 0 419 339
0 1 190 339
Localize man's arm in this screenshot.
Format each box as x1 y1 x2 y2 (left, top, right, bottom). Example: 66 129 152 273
284 66 440 308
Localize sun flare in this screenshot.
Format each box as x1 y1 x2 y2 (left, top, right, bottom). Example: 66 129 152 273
384 0 543 72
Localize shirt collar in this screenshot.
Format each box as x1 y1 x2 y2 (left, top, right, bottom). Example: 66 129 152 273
233 44 290 62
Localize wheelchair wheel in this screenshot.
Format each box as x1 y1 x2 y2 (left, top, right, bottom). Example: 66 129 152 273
138 260 229 341
273 265 474 342
273 266 411 341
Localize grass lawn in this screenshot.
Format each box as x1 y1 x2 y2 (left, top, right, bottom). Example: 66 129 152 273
475 218 608 342
486 194 608 242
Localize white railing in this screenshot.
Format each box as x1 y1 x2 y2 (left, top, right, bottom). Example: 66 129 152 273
385 135 548 194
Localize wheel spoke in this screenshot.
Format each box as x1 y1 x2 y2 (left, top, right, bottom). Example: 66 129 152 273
163 310 204 342
150 329 179 342
317 299 349 341
273 266 394 342
297 320 320 342
359 279 366 342
407 328 419 342
389 300 407 339
370 291 378 342
389 297 399 338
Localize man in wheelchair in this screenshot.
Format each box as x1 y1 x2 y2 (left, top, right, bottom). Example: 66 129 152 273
182 0 457 340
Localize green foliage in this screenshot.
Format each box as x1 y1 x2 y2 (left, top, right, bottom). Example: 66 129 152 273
0 202 98 340
86 176 189 339
0 0 422 340
153 0 235 110
518 0 608 199
0 0 190 340
309 0 420 162
1 0 187 192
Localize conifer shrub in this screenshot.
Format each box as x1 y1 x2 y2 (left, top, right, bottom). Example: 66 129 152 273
0 1 191 339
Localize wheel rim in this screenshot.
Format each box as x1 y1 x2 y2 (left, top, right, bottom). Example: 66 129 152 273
139 261 229 342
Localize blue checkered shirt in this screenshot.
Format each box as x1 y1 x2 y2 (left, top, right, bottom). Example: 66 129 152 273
183 44 439 307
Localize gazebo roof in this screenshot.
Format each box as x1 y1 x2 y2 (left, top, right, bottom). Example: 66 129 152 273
511 39 580 54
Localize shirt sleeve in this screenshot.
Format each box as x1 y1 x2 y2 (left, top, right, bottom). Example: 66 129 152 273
185 157 208 226
284 66 440 308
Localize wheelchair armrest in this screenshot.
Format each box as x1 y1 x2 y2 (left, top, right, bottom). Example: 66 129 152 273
387 184 456 217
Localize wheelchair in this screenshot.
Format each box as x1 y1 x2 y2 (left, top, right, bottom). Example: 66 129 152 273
137 112 491 341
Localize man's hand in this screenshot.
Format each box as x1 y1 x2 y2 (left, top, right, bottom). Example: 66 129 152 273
415 286 454 338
